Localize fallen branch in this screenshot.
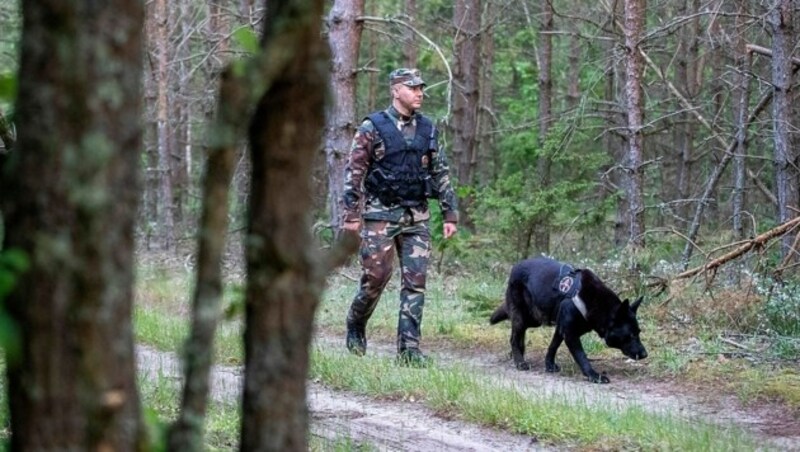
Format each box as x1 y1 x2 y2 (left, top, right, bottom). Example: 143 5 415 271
675 216 800 280
746 43 800 67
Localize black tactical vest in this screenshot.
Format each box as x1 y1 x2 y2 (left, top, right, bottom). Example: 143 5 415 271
364 111 435 207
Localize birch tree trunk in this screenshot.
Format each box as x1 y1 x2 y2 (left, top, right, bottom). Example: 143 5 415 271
622 0 647 248
324 0 365 236
0 0 144 448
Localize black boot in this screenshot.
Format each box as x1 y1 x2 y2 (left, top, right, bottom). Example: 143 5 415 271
396 348 432 368
346 321 366 356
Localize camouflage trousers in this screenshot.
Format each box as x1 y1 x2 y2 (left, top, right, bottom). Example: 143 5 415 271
346 216 431 352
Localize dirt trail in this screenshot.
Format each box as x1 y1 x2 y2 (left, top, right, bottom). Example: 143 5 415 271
136 335 800 451
136 346 548 451
313 335 800 449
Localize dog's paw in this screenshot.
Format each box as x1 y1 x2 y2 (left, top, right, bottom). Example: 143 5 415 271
545 362 560 373
515 361 532 371
588 373 610 384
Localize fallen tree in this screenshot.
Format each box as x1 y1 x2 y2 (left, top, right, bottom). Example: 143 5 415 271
675 215 800 281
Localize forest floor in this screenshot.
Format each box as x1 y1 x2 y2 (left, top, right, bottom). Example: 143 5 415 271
137 331 800 451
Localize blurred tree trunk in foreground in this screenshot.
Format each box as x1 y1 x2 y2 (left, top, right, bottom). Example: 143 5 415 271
241 0 356 450
0 0 144 449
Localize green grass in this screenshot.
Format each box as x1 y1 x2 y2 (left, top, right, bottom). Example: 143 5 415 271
310 348 762 450
133 260 799 451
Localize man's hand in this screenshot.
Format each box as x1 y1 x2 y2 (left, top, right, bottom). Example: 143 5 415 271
443 222 457 239
343 219 361 233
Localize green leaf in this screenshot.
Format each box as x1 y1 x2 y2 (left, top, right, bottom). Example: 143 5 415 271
1 248 29 273
232 26 259 54
0 72 17 102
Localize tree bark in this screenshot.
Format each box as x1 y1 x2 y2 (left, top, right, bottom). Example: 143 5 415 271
622 0 647 248
451 0 481 228
240 0 356 450
155 0 176 251
673 0 699 223
731 0 752 240
167 50 246 452
769 0 797 258
0 0 144 448
324 0 365 236
402 0 418 67
476 0 497 186
0 107 14 152
533 0 554 254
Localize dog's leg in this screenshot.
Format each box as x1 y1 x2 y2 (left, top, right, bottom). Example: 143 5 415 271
544 330 562 373
563 335 609 383
510 317 531 370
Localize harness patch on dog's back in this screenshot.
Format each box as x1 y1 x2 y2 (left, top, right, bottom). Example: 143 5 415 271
554 264 581 299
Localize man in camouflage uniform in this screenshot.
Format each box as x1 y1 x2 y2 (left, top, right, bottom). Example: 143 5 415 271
341 68 459 366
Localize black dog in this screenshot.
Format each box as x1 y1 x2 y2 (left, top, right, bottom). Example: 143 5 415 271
490 257 647 383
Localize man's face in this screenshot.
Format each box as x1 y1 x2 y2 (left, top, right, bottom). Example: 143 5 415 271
393 84 424 112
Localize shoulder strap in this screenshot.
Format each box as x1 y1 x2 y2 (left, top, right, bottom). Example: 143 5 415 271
412 114 434 152
366 111 405 153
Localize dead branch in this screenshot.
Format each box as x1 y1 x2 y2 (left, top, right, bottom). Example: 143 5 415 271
675 216 800 280
746 43 800 67
358 15 453 119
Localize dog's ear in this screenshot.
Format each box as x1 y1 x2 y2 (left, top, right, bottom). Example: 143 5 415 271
631 296 643 313
615 299 630 319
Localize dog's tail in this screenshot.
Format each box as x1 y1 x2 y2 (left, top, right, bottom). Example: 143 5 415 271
489 304 508 324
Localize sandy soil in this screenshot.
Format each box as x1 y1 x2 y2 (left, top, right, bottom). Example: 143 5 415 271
136 336 800 451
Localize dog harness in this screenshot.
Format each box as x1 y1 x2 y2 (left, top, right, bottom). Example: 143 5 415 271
554 263 587 319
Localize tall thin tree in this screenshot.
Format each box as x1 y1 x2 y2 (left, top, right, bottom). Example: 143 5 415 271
324 0 365 236
769 0 797 258
451 0 482 228
622 0 647 248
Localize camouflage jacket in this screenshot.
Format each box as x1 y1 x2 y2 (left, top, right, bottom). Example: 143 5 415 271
342 106 459 224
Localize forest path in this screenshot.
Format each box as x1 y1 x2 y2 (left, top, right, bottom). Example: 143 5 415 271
136 335 800 451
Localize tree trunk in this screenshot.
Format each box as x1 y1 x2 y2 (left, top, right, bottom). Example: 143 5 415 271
533 0 554 254
324 0 365 236
0 0 144 448
239 0 356 450
674 0 700 223
451 0 481 228
476 0 497 186
732 0 752 240
0 107 14 152
402 0 418 67
155 0 176 251
566 33 581 110
166 30 246 452
622 0 647 248
769 0 797 258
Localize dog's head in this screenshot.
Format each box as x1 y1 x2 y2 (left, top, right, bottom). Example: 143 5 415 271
604 297 648 360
